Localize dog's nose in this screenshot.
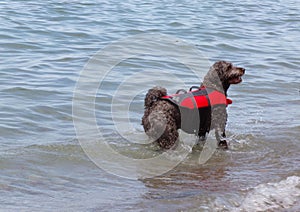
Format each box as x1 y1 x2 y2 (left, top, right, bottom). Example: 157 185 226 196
240 68 245 74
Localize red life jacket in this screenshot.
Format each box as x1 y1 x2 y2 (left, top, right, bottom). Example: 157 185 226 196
160 86 232 110
160 86 232 134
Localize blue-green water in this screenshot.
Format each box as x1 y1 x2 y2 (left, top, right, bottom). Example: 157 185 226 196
1 0 300 211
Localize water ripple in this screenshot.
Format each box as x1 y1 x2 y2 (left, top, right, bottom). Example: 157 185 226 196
1 0 300 210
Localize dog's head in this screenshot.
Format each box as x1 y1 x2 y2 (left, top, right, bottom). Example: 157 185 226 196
215 61 245 85
203 61 245 94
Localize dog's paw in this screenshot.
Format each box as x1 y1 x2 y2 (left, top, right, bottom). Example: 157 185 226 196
218 140 229 150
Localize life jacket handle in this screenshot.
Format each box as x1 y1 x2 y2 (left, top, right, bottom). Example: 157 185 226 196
189 86 200 91
176 89 187 94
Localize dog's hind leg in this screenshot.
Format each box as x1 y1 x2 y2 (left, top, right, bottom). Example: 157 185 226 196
155 120 179 149
143 110 179 149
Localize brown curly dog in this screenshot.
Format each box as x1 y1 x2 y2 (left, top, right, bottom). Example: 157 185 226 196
142 61 245 149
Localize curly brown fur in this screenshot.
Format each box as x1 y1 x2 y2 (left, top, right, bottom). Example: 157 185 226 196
142 61 245 149
142 87 180 149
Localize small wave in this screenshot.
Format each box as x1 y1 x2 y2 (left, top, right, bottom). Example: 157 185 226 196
0 140 86 161
237 176 300 211
26 140 84 156
2 87 64 98
219 132 259 152
2 42 42 50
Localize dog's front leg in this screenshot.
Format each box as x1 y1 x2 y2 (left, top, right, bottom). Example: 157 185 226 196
212 105 228 149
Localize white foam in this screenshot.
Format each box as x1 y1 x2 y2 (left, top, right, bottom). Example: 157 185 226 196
238 176 300 211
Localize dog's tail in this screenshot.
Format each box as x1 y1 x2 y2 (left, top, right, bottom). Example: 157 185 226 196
144 86 167 108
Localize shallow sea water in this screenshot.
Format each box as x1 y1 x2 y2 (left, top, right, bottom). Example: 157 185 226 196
1 0 300 211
